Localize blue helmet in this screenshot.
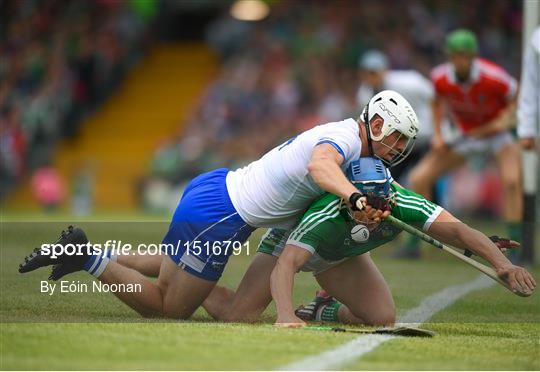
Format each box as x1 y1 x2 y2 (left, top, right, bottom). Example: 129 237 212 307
346 157 391 198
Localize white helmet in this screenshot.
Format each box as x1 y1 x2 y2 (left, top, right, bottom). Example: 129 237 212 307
360 90 420 167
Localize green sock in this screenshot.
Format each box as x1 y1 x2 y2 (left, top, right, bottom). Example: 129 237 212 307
507 222 522 243
317 301 342 322
507 222 521 261
405 235 421 252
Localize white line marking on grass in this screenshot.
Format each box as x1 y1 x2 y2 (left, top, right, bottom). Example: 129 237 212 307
279 275 494 371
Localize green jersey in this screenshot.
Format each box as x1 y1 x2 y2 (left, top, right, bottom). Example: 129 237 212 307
257 184 443 274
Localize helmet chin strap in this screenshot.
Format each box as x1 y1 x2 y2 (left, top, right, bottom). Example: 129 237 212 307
363 104 375 158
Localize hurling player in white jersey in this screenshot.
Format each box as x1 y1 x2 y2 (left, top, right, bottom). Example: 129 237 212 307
357 50 447 259
356 50 455 182
20 90 421 320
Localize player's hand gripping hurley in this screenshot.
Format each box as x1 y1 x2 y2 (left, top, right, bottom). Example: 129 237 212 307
385 215 533 297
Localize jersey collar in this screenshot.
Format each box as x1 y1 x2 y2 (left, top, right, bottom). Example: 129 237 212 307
448 58 480 85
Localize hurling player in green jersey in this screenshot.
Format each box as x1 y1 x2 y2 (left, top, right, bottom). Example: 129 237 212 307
200 179 532 327
83 158 534 326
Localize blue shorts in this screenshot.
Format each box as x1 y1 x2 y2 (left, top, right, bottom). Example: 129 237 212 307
162 168 255 281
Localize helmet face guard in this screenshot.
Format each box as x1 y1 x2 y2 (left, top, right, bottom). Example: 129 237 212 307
347 157 391 197
377 129 417 167
345 157 395 228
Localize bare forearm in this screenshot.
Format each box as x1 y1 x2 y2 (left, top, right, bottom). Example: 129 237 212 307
270 261 297 317
429 211 511 270
456 225 510 269
429 211 536 295
492 102 516 128
272 247 312 326
308 157 357 200
434 222 510 269
469 102 516 137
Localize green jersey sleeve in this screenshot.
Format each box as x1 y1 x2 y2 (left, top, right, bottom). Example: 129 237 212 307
286 193 345 254
390 183 443 231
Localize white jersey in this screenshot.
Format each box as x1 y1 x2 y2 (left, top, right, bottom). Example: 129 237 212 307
357 70 434 142
517 27 540 139
226 118 362 229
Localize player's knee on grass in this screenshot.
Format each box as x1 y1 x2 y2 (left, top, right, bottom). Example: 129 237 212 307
162 306 192 320
346 302 396 326
156 257 216 320
362 307 395 327
221 306 265 323
375 307 395 326
138 306 164 319
161 286 200 320
219 306 265 323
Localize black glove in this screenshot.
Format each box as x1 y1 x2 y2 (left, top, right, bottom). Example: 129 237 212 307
365 194 393 212
349 192 364 211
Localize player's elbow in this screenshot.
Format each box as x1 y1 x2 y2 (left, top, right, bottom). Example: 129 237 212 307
308 157 334 185
307 157 324 175
308 146 337 174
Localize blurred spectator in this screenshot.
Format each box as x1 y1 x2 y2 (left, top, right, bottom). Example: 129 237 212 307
355 49 448 259
356 49 438 184
149 0 523 188
517 26 540 150
1 0 153 199
0 106 27 197
71 165 94 216
31 166 64 211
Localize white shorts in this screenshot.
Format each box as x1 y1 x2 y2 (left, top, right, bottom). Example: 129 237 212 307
449 131 514 156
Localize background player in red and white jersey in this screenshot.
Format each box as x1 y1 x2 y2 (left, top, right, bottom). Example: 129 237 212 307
409 29 523 258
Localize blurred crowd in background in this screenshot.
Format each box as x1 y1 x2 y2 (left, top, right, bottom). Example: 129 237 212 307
150 0 522 215
0 0 155 199
1 0 526 216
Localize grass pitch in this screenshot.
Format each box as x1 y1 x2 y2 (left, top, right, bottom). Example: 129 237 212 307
1 216 539 370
